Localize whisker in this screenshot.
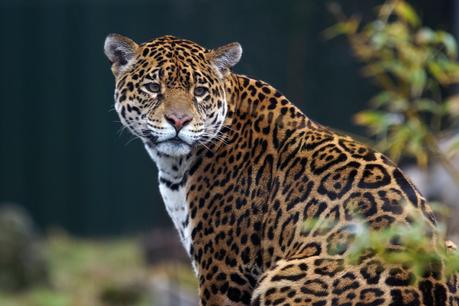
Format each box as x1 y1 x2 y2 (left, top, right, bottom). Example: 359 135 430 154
124 135 141 146
197 140 214 154
220 124 238 133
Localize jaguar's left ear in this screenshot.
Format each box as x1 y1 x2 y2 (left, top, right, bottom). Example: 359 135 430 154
207 42 242 77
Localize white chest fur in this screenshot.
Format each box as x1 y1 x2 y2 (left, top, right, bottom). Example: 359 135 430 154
144 144 193 257
158 182 192 254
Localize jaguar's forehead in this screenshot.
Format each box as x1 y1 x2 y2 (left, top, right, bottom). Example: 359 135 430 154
135 36 216 86
140 36 208 64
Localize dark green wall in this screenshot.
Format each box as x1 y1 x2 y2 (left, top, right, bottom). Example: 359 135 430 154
0 0 453 235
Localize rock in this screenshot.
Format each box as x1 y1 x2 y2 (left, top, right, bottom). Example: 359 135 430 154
0 204 49 291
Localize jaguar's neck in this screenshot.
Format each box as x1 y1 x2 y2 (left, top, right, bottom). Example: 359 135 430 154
144 143 194 185
223 73 244 122
144 142 196 262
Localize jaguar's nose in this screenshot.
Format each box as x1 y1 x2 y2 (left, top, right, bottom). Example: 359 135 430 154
164 113 193 132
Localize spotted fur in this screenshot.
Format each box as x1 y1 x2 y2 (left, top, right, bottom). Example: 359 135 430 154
105 34 459 306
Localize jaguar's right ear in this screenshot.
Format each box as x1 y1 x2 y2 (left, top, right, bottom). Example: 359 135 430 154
104 33 138 77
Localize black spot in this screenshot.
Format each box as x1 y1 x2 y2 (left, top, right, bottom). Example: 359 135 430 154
358 164 391 189
390 289 421 306
393 168 419 206
230 273 247 286
272 273 306 282
227 287 241 302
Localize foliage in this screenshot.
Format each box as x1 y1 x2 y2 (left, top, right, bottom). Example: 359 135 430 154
303 204 459 281
326 0 459 183
345 214 459 281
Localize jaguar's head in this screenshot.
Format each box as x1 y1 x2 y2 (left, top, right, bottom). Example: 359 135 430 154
104 34 242 157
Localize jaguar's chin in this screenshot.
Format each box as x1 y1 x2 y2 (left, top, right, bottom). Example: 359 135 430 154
155 140 192 157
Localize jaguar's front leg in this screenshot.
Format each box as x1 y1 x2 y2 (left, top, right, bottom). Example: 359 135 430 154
197 269 255 306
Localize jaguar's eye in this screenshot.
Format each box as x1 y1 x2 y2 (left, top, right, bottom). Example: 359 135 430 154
144 83 161 93
194 86 207 97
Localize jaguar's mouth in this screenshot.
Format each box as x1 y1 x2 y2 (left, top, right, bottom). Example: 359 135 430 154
158 136 191 146
143 133 190 146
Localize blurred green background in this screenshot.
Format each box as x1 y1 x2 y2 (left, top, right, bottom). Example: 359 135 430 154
1 0 453 236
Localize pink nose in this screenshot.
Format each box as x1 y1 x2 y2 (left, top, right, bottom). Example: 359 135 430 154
164 113 192 131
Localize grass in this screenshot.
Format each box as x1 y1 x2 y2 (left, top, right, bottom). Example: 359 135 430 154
0 231 196 306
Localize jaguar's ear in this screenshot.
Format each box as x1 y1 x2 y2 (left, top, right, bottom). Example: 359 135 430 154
104 33 138 77
207 42 242 77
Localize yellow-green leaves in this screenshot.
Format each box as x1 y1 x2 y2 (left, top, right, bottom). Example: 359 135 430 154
323 18 360 39
344 203 459 281
328 0 459 169
353 110 402 135
345 219 450 281
428 59 459 85
394 1 420 27
304 204 459 281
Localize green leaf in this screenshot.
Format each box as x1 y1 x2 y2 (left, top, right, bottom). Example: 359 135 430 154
323 19 360 39
414 99 439 113
353 110 384 126
370 91 395 107
387 125 412 162
444 95 459 117
411 68 426 97
437 31 458 58
428 61 449 83
370 32 387 49
438 59 459 84
354 110 405 138
391 100 409 112
382 60 412 82
407 132 429 167
415 27 436 44
394 1 420 27
385 22 410 42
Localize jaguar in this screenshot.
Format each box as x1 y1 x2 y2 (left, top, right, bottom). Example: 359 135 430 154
104 34 459 305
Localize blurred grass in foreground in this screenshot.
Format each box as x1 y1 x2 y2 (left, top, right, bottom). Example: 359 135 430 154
0 231 197 306
303 203 459 283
